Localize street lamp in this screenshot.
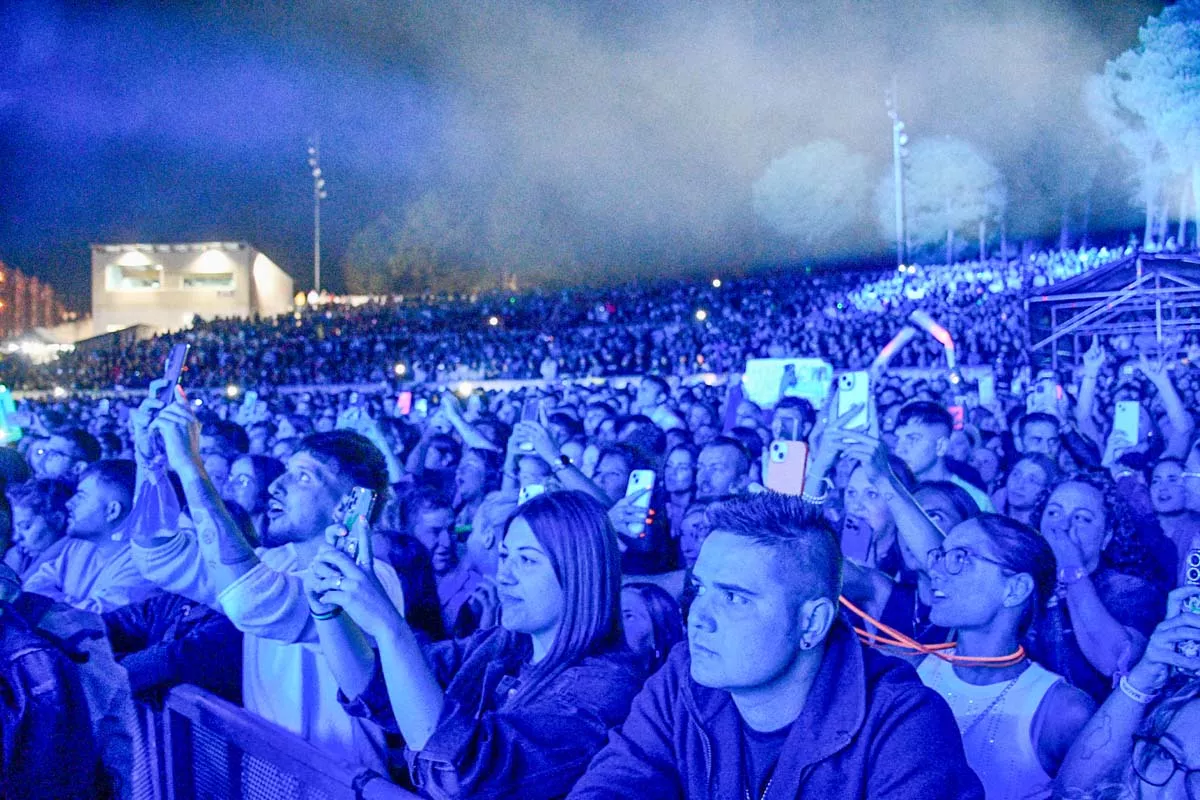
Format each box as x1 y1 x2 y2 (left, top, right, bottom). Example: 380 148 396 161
886 84 909 271
307 136 328 295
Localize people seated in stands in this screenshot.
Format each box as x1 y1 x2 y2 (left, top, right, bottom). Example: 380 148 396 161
308 490 641 799
23 460 158 613
4 479 71 578
1055 585 1200 799
128 387 406 773
919 514 1095 799
570 494 984 799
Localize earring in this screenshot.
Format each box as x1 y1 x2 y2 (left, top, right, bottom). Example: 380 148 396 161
799 639 812 650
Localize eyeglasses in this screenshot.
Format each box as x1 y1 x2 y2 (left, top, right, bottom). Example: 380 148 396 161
1132 735 1200 799
926 546 1009 576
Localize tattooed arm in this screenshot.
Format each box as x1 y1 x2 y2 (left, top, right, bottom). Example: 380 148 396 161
151 396 260 588
1055 586 1200 796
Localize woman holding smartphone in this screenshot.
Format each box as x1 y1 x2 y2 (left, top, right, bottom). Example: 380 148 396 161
304 490 640 799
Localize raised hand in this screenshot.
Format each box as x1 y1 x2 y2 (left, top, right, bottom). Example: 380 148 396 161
147 389 203 476
1125 586 1200 694
132 378 170 466
311 520 404 638
1081 335 1106 377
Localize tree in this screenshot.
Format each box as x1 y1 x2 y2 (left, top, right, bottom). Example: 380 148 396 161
752 140 870 256
341 213 402 295
875 136 1007 263
1087 1 1200 248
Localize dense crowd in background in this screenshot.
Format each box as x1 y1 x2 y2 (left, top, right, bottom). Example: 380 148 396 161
0 242 1198 799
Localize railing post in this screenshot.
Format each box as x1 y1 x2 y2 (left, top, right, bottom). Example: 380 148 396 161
162 707 196 800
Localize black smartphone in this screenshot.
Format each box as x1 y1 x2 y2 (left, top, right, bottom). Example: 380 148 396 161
157 343 191 405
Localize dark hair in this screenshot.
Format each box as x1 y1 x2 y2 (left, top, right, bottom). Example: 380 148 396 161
622 582 684 675
299 431 390 498
398 487 453 534
6 478 74 540
705 493 843 602
1013 452 1060 485
232 454 286 514
618 416 667 460
972 514 1056 637
915 481 980 527
282 414 315 437
1017 412 1061 439
78 459 137 506
597 443 643 473
54 427 101 464
896 401 953 435
547 413 584 441
775 396 816 427
728 426 764 461
503 491 624 704
460 448 504 495
1034 472 1166 586
203 419 250 457
382 530 447 642
427 433 462 465
701 436 752 477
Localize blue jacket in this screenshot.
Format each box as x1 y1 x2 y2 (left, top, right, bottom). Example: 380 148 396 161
343 627 642 799
568 619 985 800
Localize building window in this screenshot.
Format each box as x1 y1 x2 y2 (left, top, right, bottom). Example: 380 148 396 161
106 264 162 291
183 273 236 290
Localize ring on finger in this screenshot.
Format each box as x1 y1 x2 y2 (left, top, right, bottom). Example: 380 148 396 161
335 576 343 590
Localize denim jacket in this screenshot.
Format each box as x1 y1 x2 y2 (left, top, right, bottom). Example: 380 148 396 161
342 627 642 799
568 618 985 800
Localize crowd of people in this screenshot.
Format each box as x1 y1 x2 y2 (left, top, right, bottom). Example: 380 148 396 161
0 242 1198 799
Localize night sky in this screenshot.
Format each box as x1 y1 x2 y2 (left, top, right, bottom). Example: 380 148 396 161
0 0 1167 310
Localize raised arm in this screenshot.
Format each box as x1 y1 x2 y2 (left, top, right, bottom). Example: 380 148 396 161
1136 355 1195 460
517 420 611 505
1074 337 1106 448
1056 586 1200 795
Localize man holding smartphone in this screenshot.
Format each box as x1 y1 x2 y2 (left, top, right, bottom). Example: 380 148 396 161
127 385 407 774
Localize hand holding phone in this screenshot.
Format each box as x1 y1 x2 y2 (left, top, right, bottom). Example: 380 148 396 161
624 470 656 535
764 440 808 496
156 343 191 406
837 372 871 431
335 487 376 566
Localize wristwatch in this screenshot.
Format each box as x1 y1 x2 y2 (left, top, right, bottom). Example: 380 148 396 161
552 453 572 473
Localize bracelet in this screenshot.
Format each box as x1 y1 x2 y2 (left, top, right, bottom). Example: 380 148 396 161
1057 566 1089 586
801 477 834 504
1118 675 1159 705
311 607 342 621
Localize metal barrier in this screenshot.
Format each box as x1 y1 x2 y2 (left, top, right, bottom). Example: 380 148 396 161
137 685 418 800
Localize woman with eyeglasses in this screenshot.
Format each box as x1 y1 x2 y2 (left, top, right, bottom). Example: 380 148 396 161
1031 476 1171 702
1055 585 1200 800
304 490 641 798
918 514 1095 800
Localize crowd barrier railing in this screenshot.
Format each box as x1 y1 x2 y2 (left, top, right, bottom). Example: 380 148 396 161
136 685 417 800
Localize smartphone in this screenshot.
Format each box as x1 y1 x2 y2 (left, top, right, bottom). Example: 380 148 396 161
837 371 870 431
1026 379 1057 416
518 483 546 505
396 391 413 416
349 391 361 407
948 405 965 432
776 416 801 442
764 440 808 496
156 343 191 405
336 487 376 566
1178 549 1200 661
625 469 656 535
98 398 111 415
519 397 542 451
414 397 429 417
1114 400 1140 444
978 374 995 406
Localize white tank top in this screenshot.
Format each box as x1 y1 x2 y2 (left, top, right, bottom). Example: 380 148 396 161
917 655 1062 800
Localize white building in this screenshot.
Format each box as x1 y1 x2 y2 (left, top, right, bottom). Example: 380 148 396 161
91 242 294 334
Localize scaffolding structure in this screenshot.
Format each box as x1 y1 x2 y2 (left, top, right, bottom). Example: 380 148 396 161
1027 253 1200 370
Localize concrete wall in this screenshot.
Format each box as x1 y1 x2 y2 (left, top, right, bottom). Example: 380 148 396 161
91 242 293 333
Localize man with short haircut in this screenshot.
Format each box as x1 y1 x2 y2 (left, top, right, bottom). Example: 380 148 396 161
893 402 994 511
569 494 982 799
130 394 405 773
1017 412 1062 460
24 460 157 613
33 428 101 481
695 437 751 500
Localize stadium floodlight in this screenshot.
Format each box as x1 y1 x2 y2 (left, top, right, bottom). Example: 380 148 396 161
307 135 328 295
